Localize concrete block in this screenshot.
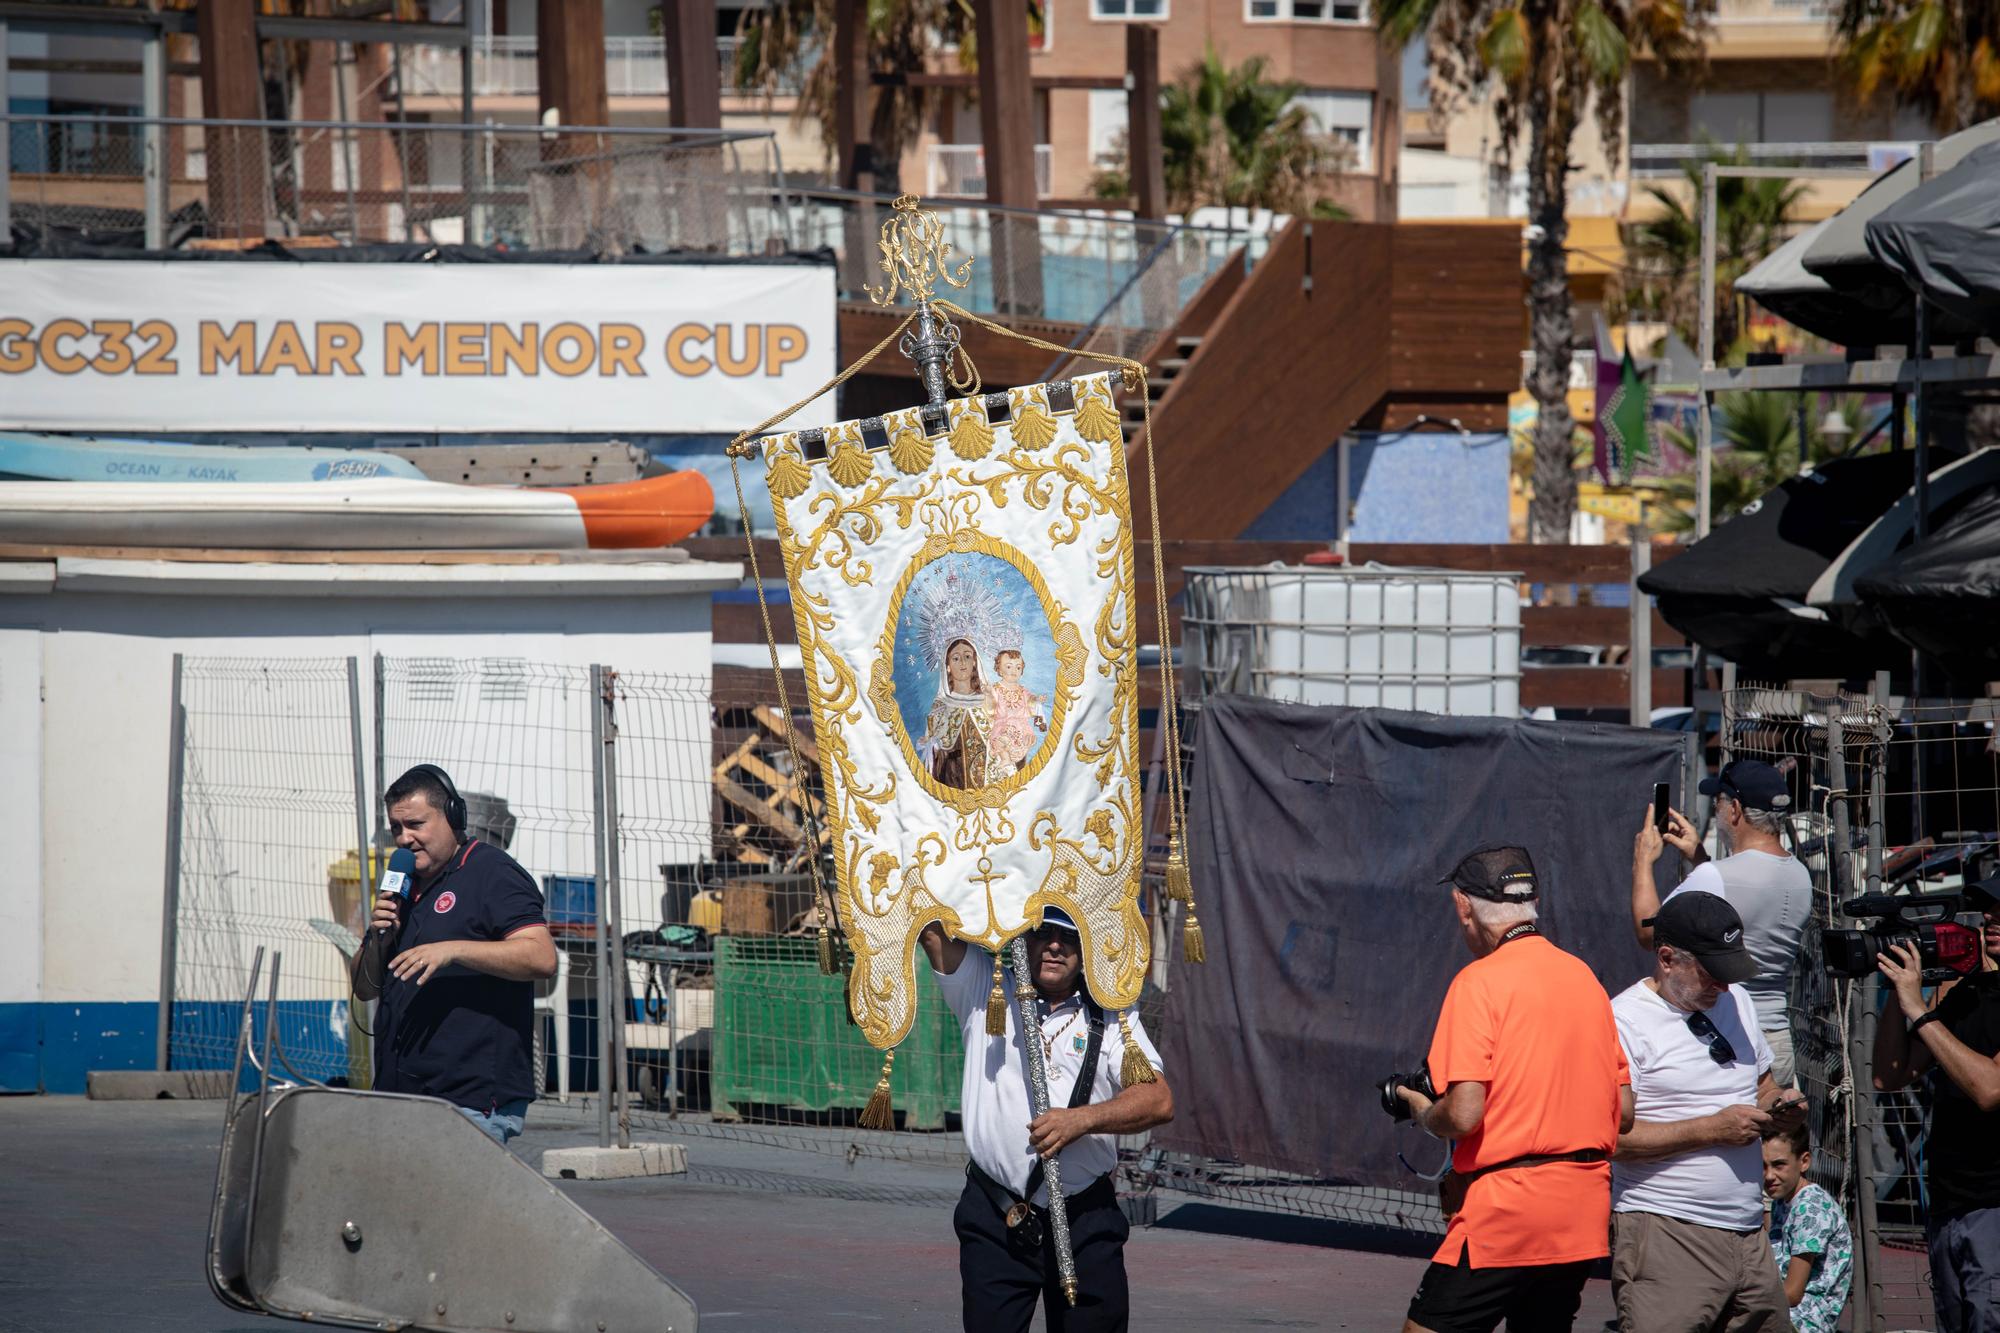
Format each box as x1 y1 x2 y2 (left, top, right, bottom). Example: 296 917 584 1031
86 1070 233 1100
541 1142 687 1181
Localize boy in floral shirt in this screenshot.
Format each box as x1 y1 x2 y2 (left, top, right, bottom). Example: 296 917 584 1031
1763 1122 1851 1333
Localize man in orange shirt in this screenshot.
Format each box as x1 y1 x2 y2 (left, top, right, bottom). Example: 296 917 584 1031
1396 846 1635 1333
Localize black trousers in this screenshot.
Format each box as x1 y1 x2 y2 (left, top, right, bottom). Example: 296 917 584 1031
956 1175 1130 1333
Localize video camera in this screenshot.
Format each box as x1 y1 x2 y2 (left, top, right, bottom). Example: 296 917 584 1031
1377 1063 1436 1122
1821 891 1983 983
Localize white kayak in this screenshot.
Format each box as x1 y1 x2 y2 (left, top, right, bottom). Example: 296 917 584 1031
0 472 715 550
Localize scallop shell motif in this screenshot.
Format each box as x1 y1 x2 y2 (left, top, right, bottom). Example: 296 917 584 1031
887 418 935 474
1009 389 1058 450
1074 388 1123 445
766 446 812 502
949 401 995 461
826 433 876 488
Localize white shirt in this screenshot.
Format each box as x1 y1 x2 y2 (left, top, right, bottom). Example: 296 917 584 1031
1611 979 1773 1231
1665 851 1813 1031
934 945 1163 1204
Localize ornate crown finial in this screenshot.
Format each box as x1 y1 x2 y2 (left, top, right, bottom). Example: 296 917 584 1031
867 194 975 309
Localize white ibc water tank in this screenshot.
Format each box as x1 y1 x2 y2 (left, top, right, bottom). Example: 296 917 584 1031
1183 563 1523 717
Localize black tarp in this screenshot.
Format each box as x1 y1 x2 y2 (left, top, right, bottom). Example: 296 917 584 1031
1866 141 2000 339
1854 482 2000 681
1153 696 1682 1189
1634 450 1934 677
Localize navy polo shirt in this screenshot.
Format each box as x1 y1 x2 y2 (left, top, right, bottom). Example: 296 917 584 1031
373 839 547 1111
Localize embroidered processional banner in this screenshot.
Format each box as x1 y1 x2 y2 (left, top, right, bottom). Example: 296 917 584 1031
760 370 1148 1048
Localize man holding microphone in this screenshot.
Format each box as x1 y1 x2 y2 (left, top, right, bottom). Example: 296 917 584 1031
351 764 557 1145
1397 846 1632 1333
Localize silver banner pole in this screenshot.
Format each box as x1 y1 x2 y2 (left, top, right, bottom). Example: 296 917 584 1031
1010 936 1078 1306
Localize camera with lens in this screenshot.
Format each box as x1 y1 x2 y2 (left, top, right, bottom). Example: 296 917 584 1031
1822 891 1982 983
1377 1062 1436 1122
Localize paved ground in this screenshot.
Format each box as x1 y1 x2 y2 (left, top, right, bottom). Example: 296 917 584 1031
0 1096 1619 1331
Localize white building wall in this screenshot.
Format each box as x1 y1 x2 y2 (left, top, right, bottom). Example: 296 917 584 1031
0 556 737 1089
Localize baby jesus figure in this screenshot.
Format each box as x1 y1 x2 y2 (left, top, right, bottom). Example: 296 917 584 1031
984 649 1047 777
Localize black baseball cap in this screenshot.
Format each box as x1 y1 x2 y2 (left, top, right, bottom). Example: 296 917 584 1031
1440 846 1540 902
1646 892 1758 983
1698 759 1792 812
1964 875 2000 911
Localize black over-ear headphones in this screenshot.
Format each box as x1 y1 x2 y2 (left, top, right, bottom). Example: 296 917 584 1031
400 763 467 837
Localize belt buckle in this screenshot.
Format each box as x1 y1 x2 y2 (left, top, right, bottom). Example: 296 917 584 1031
1005 1201 1032 1229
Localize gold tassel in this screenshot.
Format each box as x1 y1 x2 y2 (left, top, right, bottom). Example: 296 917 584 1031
985 954 1008 1036
858 1049 897 1130
817 924 837 976
1182 907 1206 964
1164 834 1192 903
1117 1013 1157 1085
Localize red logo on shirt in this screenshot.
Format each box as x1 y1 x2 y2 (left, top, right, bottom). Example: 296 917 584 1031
433 890 457 915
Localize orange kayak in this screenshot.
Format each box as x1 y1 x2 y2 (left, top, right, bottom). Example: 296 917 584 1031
550 470 716 548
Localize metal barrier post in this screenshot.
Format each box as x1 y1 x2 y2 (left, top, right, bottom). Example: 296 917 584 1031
142 33 166 250
602 668 630 1150
1836 694 1887 1332
0 23 11 242
345 655 373 919
1629 541 1652 725
157 652 187 1070
590 663 613 1149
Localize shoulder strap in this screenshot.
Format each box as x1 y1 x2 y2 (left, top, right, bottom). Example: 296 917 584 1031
1022 1001 1106 1204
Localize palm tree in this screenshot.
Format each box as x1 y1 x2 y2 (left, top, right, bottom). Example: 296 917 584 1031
1090 47 1351 216
1836 0 2000 133
1614 143 1804 356
734 0 973 194
1380 0 1711 543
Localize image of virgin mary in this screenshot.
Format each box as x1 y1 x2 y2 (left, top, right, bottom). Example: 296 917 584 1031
922 636 992 790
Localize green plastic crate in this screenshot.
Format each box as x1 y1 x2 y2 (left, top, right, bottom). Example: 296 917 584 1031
711 936 965 1129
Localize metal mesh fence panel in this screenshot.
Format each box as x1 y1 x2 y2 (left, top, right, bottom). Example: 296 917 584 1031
375 656 604 1111
168 656 368 1086
1723 680 2000 1330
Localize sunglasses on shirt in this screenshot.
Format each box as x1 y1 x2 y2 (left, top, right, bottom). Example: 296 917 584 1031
1684 1010 1738 1065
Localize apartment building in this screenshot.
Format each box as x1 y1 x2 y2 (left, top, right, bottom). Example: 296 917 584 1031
911 0 1401 217
1401 0 1933 224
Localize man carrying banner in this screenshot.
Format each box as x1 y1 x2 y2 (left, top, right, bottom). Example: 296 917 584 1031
922 909 1173 1333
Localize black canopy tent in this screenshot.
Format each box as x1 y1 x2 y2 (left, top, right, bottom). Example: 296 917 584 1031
1636 451 1947 678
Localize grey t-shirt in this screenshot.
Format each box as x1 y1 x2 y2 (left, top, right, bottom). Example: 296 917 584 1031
1665 850 1813 1031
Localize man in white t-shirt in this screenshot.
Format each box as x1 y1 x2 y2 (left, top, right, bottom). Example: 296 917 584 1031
1632 759 1813 1085
921 906 1173 1333
1612 891 1809 1332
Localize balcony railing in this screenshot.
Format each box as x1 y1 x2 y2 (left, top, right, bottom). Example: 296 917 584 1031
926 144 1055 200
399 35 801 101
1631 141 1916 178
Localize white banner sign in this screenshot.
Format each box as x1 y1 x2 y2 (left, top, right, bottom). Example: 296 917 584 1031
0 259 837 433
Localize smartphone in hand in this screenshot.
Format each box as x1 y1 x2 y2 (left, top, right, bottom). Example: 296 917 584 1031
1652 782 1671 833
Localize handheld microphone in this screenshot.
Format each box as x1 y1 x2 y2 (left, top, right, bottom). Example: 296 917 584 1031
369 847 418 941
